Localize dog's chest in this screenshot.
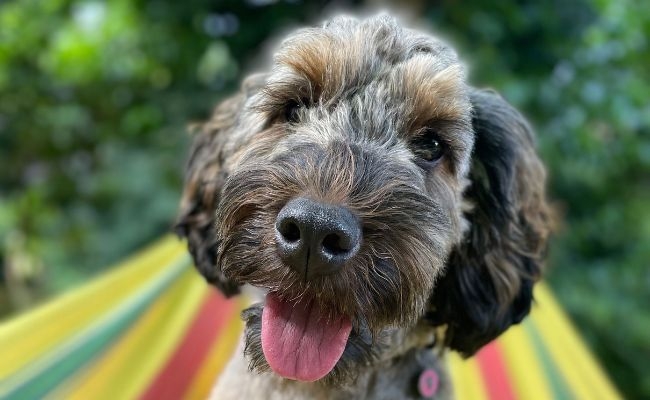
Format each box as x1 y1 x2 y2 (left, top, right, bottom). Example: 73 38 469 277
210 337 453 400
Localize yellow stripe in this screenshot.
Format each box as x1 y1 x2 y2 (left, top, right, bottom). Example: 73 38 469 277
531 284 622 400
182 297 247 400
498 322 554 400
0 237 186 379
50 269 207 400
447 353 488 400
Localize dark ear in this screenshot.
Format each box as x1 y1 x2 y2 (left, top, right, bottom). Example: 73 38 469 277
428 89 553 356
173 89 253 296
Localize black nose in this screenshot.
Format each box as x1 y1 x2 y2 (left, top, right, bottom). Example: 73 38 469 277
275 197 361 280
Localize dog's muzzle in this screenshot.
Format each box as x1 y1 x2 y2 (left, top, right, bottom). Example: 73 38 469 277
263 198 360 382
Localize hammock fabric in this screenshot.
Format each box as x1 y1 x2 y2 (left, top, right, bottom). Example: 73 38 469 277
0 237 621 400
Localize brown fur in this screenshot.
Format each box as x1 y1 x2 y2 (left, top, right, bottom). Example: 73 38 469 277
175 14 553 399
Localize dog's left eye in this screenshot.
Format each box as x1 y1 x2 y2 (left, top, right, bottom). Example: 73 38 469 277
412 131 446 162
283 100 303 123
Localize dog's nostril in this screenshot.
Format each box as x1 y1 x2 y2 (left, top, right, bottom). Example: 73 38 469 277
322 233 350 255
275 197 361 279
279 220 301 242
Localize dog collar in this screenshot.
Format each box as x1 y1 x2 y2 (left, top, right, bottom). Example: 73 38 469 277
418 368 440 398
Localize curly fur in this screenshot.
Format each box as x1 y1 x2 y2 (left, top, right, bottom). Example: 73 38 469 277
175 14 553 399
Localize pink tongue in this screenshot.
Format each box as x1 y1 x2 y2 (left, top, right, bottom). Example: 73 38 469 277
261 293 351 382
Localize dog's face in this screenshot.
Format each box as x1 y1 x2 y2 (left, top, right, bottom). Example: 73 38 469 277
176 15 552 386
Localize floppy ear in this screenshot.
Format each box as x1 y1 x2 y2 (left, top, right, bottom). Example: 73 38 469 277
428 88 553 356
174 95 242 296
174 75 267 296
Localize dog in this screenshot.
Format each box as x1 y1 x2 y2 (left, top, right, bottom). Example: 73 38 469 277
174 14 553 399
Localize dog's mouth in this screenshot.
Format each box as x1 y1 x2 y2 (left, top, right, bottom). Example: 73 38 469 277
261 292 352 382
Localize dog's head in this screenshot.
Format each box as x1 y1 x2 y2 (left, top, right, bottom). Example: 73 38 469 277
175 15 552 384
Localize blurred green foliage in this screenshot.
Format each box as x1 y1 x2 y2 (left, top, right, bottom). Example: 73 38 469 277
0 0 647 397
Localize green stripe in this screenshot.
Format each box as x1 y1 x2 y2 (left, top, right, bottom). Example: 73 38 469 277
523 318 573 400
2 255 191 400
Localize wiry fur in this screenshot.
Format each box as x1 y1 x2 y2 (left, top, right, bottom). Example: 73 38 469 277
175 14 552 399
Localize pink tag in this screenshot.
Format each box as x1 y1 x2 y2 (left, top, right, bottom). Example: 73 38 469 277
418 368 439 398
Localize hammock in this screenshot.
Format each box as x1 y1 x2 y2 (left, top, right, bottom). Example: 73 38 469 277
0 237 621 400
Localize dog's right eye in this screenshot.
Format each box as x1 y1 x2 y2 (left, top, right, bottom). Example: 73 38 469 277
411 130 446 163
283 100 302 123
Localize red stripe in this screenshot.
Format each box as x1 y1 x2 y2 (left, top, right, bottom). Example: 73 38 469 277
139 290 236 400
475 341 517 400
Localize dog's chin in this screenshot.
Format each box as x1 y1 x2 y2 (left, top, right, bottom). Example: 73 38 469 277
241 300 382 386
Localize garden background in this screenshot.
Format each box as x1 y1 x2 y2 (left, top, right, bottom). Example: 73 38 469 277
0 0 648 397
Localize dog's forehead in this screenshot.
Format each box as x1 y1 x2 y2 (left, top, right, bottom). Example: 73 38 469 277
269 16 470 127
277 19 453 78
275 16 457 81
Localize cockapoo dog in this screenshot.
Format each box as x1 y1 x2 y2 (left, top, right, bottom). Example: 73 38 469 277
175 14 552 400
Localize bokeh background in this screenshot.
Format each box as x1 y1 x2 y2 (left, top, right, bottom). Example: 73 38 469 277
0 0 648 397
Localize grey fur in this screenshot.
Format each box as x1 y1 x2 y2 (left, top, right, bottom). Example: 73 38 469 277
175 14 553 400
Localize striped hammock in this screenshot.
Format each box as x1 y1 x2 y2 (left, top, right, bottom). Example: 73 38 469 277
0 237 621 400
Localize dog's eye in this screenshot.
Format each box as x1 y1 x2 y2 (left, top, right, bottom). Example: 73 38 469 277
412 131 445 162
283 100 302 123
